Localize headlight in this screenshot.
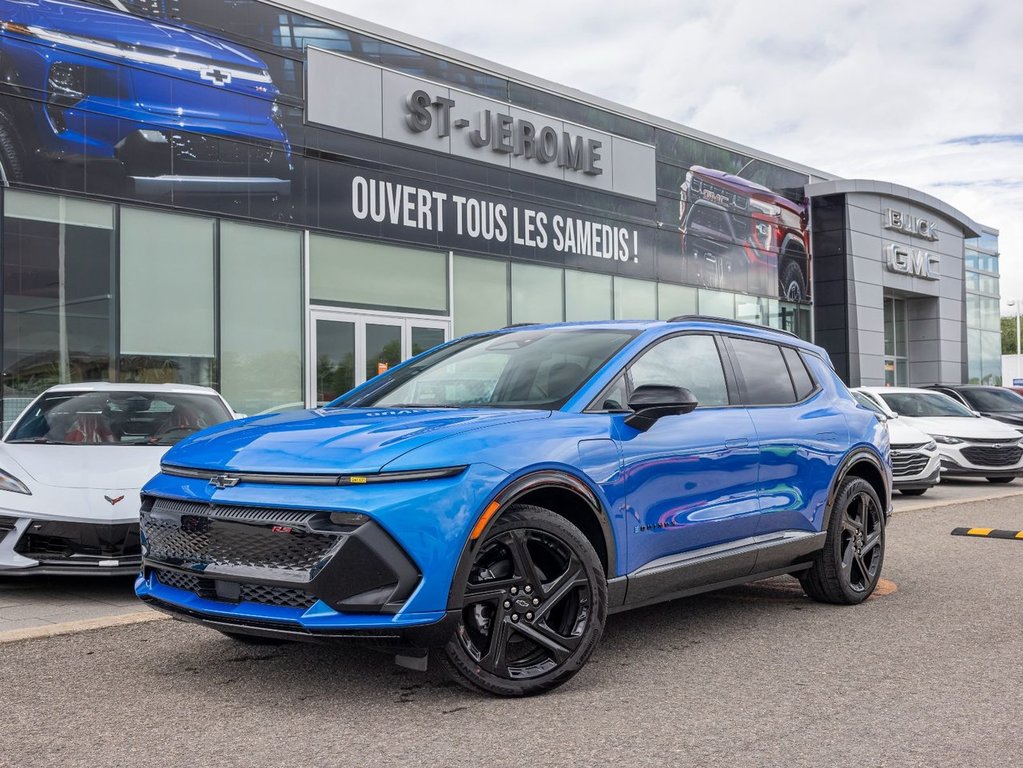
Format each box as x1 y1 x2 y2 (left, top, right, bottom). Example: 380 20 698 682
932 435 963 445
924 440 937 451
0 469 31 495
748 198 782 217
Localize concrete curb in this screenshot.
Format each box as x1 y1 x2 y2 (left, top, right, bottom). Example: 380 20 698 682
893 485 1023 514
0 611 168 645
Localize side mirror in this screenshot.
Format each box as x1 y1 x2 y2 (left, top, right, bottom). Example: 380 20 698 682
624 385 698 431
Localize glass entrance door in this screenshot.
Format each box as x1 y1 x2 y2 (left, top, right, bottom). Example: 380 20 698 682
308 310 449 406
883 296 908 386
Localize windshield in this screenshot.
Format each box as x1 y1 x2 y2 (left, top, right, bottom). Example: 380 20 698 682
879 392 975 419
6 391 233 446
960 388 1023 412
339 329 637 410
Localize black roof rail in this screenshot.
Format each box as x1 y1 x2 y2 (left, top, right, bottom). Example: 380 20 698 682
666 314 799 338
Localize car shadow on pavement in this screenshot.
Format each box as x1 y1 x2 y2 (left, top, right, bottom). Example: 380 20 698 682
140 575 847 705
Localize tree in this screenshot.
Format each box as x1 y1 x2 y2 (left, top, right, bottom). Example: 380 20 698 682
1002 316 1021 355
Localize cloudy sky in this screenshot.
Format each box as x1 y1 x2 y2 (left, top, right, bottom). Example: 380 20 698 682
312 0 1021 310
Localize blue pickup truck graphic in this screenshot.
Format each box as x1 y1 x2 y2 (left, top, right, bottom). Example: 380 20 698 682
0 0 291 198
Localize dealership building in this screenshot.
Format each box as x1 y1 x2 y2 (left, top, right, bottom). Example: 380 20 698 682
0 0 1002 422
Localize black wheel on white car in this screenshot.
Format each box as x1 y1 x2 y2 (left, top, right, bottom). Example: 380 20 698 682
800 476 885 605
443 504 606 697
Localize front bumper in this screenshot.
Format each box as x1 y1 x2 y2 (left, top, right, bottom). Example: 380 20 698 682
139 593 460 648
937 441 1023 478
891 448 941 490
0 515 141 575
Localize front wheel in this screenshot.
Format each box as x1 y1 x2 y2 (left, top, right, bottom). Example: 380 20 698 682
442 504 606 696
986 476 1015 484
800 476 885 604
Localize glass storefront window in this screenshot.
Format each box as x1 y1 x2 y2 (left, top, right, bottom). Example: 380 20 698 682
656 283 697 320
2 191 115 426
511 263 564 324
453 256 508 335
566 271 611 321
310 235 448 313
698 289 735 319
613 277 656 320
220 221 303 415
120 208 215 385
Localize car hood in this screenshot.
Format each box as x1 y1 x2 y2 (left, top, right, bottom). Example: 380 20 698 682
161 407 551 475
896 415 1022 441
13 0 269 71
979 411 1023 428
887 419 934 447
0 443 166 490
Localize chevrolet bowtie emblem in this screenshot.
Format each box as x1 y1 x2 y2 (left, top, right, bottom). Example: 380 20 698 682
104 495 125 506
209 474 240 489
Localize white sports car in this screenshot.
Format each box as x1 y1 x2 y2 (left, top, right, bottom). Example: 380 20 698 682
0 383 236 576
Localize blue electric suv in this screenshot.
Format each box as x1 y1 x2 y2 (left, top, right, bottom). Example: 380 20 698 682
0 0 290 196
135 318 891 696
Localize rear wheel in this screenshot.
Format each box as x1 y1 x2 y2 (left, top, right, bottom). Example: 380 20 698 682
800 476 885 604
443 504 606 697
986 477 1015 484
899 488 928 496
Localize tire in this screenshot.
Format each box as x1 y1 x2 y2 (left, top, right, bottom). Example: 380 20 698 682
442 504 607 697
0 107 27 183
899 488 928 496
800 476 885 605
986 477 1015 484
780 259 806 302
217 630 290 646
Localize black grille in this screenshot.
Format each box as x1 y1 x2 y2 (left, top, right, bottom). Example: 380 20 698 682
0 515 18 535
891 452 930 478
117 129 290 178
14 521 141 562
961 445 1023 467
689 176 749 211
154 568 317 610
240 583 317 609
157 568 202 594
142 498 342 581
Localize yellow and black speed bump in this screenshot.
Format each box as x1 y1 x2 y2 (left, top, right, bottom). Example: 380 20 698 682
951 527 1023 540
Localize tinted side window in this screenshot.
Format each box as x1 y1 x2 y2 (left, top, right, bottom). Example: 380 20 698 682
730 338 796 405
783 347 816 400
630 335 729 407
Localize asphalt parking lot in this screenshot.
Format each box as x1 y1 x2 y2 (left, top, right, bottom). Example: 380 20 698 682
1 479 1021 767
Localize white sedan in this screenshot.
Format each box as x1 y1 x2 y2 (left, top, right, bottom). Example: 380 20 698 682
850 389 941 495
856 386 1023 484
0 383 236 575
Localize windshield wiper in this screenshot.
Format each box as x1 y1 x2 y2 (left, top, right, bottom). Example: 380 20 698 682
6 437 65 444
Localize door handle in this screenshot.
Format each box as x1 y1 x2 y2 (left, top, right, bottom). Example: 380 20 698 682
724 438 749 448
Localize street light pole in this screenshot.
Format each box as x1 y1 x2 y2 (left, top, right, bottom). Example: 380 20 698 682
1011 300 1022 382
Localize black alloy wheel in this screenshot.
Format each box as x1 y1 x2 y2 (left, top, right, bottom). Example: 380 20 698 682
800 476 885 604
443 505 606 696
